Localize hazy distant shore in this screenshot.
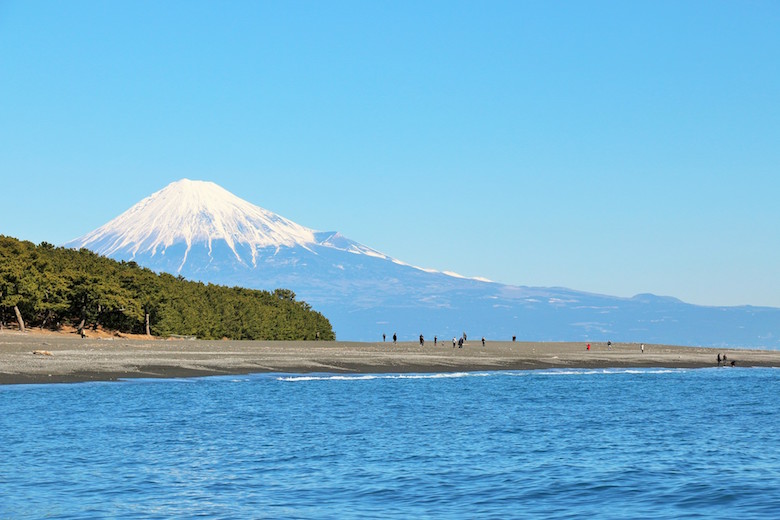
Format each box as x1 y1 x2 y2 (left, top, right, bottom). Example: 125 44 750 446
1 330 779 385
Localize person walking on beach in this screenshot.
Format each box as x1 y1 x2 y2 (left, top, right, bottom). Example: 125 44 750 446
452 337 456 348
383 333 386 342
607 340 612 350
419 334 424 346
393 333 397 345
641 343 644 353
458 337 464 348
717 353 721 366
587 343 590 351
482 337 485 347
512 335 516 342
434 336 437 346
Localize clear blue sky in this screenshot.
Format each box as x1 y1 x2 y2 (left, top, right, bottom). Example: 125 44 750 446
1 1 778 307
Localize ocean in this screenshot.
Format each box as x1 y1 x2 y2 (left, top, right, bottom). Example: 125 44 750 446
2 367 779 519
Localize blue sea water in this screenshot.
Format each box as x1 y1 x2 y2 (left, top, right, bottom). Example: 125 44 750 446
2 368 779 519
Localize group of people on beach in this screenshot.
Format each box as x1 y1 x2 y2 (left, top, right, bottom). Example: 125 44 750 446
717 353 736 367
383 331 481 348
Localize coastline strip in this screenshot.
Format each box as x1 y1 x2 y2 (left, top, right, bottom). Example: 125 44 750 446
2 332 779 385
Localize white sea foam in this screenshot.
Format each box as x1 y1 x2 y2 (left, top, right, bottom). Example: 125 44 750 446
277 372 492 382
276 369 698 382
538 368 686 376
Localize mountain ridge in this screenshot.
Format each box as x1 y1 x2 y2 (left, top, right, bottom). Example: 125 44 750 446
67 179 483 282
66 180 780 348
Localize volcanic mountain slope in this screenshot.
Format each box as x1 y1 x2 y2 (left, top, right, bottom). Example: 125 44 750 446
66 179 780 347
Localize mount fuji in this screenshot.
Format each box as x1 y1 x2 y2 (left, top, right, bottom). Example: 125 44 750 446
66 179 780 348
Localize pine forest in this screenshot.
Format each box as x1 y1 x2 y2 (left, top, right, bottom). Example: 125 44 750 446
0 235 335 340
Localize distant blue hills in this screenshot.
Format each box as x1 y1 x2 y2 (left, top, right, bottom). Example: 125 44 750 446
66 180 780 348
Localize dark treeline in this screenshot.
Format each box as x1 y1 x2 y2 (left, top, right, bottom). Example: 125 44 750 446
0 235 334 340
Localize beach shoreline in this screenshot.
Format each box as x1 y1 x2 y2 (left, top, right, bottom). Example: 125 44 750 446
1 330 778 385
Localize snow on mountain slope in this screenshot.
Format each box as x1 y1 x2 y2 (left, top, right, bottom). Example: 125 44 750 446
314 231 390 259
68 179 319 270
67 179 477 280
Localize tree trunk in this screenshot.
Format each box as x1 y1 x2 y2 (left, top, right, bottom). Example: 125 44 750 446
77 316 86 338
93 304 101 331
145 312 151 336
14 305 25 333
41 310 52 330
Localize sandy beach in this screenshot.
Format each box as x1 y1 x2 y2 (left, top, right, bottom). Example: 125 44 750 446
1 330 779 385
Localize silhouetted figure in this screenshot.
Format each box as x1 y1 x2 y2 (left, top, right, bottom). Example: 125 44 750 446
512 336 516 342
458 337 464 348
717 353 721 366
434 336 437 346
393 333 397 345
383 333 386 342
482 337 485 347
452 337 456 348
419 334 424 346
607 340 612 350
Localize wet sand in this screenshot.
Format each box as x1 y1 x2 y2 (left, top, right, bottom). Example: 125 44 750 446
1 331 778 385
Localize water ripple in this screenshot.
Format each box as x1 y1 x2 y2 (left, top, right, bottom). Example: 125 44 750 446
1 368 779 518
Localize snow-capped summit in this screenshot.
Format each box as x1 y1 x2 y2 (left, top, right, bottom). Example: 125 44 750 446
67 179 466 279
68 179 318 270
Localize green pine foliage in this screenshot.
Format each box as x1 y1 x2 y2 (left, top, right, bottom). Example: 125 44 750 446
0 235 335 340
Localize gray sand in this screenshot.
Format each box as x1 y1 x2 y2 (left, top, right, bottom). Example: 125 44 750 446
2 330 778 384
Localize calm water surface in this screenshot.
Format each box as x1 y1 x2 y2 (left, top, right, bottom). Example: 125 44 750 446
2 368 779 519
